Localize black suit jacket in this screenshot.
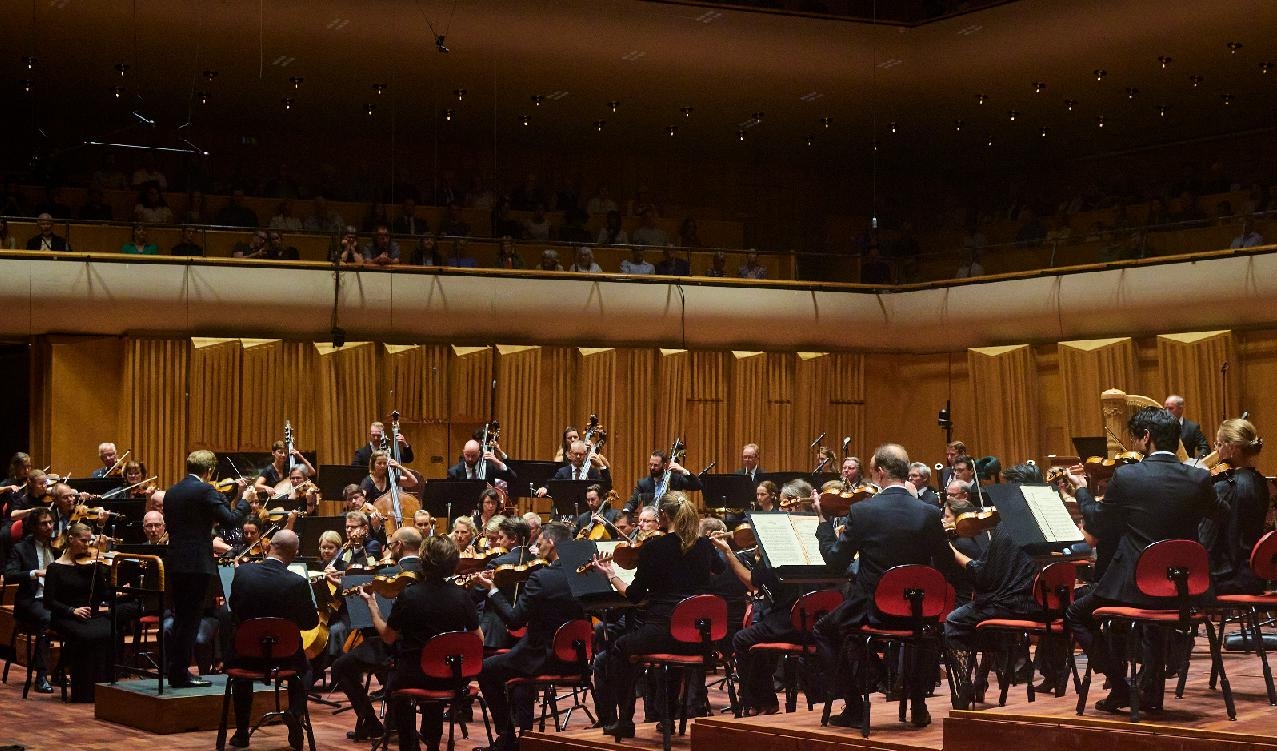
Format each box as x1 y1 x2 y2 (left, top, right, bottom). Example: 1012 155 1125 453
352 442 415 468
446 460 517 484
734 467 766 484
26 234 70 251
625 472 703 513
5 537 55 608
1180 419 1210 460
552 464 611 483
163 475 244 575
229 558 319 630
816 485 950 627
1077 453 1222 607
487 562 585 674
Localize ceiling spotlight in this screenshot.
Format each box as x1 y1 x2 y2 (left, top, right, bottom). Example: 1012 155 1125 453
519 114 530 126
111 85 124 98
976 93 987 105
871 139 880 152
1096 115 1106 128
737 129 746 141
1033 81 1046 93
667 125 678 137
372 83 386 95
453 88 466 100
1040 126 1048 137
1009 110 1019 121
1189 74 1203 87
986 136 993 147
443 108 454 121
1094 69 1107 80
365 103 376 115
1260 62 1273 74
282 97 294 110
1156 104 1168 117
1158 55 1173 69
820 116 832 128
594 119 605 132
751 111 764 121
115 62 131 77
435 35 449 54
1227 41 1243 54
607 100 620 112
680 106 693 117
1126 87 1139 99
531 94 545 106
196 90 208 104
888 121 897 133
954 119 963 131
202 70 218 81
19 79 32 93
805 135 814 147
1064 99 1077 111
21 56 37 70
289 76 304 89
1221 93 1235 105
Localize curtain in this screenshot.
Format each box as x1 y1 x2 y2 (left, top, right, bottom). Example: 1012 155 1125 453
1156 331 1237 440
189 338 242 451
793 352 865 470
575 347 658 495
1057 337 1137 441
121 338 190 485
314 342 379 466
967 344 1038 467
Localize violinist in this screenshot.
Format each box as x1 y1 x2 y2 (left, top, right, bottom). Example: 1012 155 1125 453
2 451 33 501
45 522 137 702
479 517 533 650
591 494 724 738
1199 418 1270 595
334 510 382 570
908 462 941 508
623 449 702 514
255 440 316 494
473 522 584 751
7 468 50 522
952 454 977 486
49 481 81 540
522 511 543 548
352 420 415 468
939 440 968 489
413 509 436 538
163 449 246 689
451 515 479 552
4 506 57 693
940 489 987 604
778 479 814 512
840 456 863 486
475 487 504 539
754 480 780 512
142 510 168 544
612 510 637 541
574 484 622 539
123 461 157 502
90 441 119 478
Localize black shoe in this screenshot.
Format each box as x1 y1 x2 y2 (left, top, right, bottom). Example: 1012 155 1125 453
827 704 865 728
171 675 213 688
602 721 636 739
910 704 932 728
286 719 303 751
347 721 384 741
34 677 53 694
228 731 251 748
1094 689 1131 714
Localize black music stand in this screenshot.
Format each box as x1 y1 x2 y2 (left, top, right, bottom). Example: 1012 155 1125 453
418 479 487 520
293 515 347 557
1072 436 1107 460
980 483 1085 556
506 460 561 497
317 464 367 499
67 477 125 496
700 474 756 512
545 479 611 518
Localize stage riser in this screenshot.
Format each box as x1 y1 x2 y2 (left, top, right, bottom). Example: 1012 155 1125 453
95 677 290 734
945 714 1277 751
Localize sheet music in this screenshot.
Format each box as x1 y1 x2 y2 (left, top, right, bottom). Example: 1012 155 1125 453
595 541 637 586
1021 485 1083 543
751 513 820 567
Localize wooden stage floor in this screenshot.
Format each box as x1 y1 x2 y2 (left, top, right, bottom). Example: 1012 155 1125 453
1 643 1274 751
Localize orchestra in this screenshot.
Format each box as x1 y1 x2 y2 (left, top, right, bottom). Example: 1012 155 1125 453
1 402 1273 751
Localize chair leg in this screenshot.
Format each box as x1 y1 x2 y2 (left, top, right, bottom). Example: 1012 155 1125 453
1251 608 1277 706
215 679 233 751
1203 620 1237 720
1075 661 1091 716
547 684 564 731
860 637 872 739
660 665 672 751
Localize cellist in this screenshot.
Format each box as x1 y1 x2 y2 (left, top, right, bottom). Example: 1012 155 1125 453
574 484 623 540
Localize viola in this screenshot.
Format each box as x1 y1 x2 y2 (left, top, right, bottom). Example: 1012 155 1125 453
1082 452 1142 482
454 545 510 575
608 530 664 570
817 481 879 517
950 508 1001 539
710 523 756 549
488 558 549 589
1210 461 1235 478
342 570 420 599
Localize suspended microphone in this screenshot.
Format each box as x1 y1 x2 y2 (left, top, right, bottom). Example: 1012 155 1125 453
809 432 826 449
840 436 851 455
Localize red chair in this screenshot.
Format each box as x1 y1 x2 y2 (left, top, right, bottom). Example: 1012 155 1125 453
503 618 596 732
970 561 1078 707
841 565 949 738
1213 530 1277 705
380 631 493 751
8 518 23 543
749 588 844 712
216 617 313 751
627 594 728 751
1078 539 1235 722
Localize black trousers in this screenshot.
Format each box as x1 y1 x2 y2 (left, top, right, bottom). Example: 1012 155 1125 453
52 614 114 702
230 654 311 734
168 571 213 682
476 652 542 746
331 636 387 726
732 618 797 710
15 597 51 674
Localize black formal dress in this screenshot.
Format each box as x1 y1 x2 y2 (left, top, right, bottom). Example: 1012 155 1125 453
729 556 811 712
943 529 1041 649
163 474 243 684
44 560 117 701
227 557 321 736
624 472 703 514
353 442 415 468
1199 466 1271 595
553 463 611 483
4 536 56 676
478 561 585 749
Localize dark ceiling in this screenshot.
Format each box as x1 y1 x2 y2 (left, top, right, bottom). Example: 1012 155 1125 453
6 0 1277 178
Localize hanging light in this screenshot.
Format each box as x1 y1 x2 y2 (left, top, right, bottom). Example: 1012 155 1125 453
954 119 963 131
1064 99 1077 111
289 76 304 89
21 56 38 70
111 85 124 98
531 94 545 106
888 121 897 133
1156 104 1168 117
1221 93 1235 105
196 89 208 104
805 134 814 146
519 114 530 126
820 116 833 128
1093 68 1107 80
594 119 605 132
444 108 454 121
1008 110 1019 121
1158 55 1173 69
737 129 746 141
1126 87 1139 100
667 125 678 137
1040 126 1048 137
1188 75 1203 87
115 62 131 77
1227 41 1243 54
1096 115 1106 128
453 88 466 100
607 100 620 112
365 103 376 115
976 93 987 105
680 106 693 118
282 97 294 110
372 83 387 94
1032 81 1046 93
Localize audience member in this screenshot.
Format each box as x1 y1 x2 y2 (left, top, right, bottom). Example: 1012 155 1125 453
440 202 472 236
618 246 653 275
738 249 766 279
233 230 269 259
495 236 524 269
446 239 478 268
1232 216 1265 249
333 226 363 265
391 197 429 237
120 224 159 255
597 210 628 245
171 226 204 256
265 230 301 260
677 217 702 248
568 246 602 272
654 246 689 276
269 200 303 231
214 190 259 228
183 191 209 224
79 189 114 221
630 207 668 246
363 224 400 265
538 249 563 271
26 213 71 251
705 250 727 277
130 152 168 191
586 185 618 216
0 218 16 249
134 185 173 224
361 202 391 233
304 195 346 233
523 204 553 242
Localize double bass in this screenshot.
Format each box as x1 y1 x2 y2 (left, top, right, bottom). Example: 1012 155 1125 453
373 410 421 534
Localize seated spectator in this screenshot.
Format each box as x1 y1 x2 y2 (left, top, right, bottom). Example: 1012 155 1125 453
304 195 345 233
1169 190 1208 226
183 190 208 224
537 249 563 271
391 197 428 237
596 210 628 246
1214 200 1234 225
263 163 300 199
523 204 553 242
1232 217 1265 249
265 230 300 260
440 202 471 237
26 213 71 251
131 152 168 191
654 246 689 276
332 226 363 266
269 200 303 231
1145 197 1171 229
738 249 766 279
1044 214 1073 244
445 239 477 268
705 251 727 277
466 176 495 211
363 224 400 266
495 236 523 269
677 217 702 248
134 185 173 225
233 230 269 259
568 246 601 272
558 207 593 243
409 234 441 266
79 188 114 221
586 185 618 216
1014 208 1046 247
631 207 668 246
171 226 204 256
362 202 390 233
618 246 653 275
215 189 259 228
510 172 543 211
955 249 983 278
1241 183 1272 216
0 218 16 249
120 224 159 255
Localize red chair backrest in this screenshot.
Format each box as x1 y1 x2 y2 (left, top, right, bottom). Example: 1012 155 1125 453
9 518 23 543
551 619 594 664
1035 562 1078 615
790 588 844 633
418 631 484 681
233 617 302 660
1134 539 1210 599
669 594 728 645
1249 531 1277 580
873 564 948 619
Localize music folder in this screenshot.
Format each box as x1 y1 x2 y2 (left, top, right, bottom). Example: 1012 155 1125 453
980 483 1085 556
700 474 755 512
750 511 843 584
555 540 631 611
417 479 488 519
544 479 611 517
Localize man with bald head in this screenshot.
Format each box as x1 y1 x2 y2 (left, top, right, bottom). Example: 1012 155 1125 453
1163 394 1210 460
224 528 319 750
447 439 518 483
142 510 167 544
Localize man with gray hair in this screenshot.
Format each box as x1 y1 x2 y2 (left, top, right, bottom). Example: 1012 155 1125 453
25 213 71 250
907 462 940 507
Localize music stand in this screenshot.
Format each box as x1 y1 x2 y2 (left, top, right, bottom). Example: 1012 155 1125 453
417 479 487 520
545 479 611 517
1072 436 1107 460
293 515 347 557
700 474 756 513
67 477 125 496
506 460 561 497
317 464 367 499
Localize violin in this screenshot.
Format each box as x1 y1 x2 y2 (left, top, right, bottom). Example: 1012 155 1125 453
1210 461 1235 478
453 545 510 575
1082 452 1142 482
342 570 420 599
950 507 1001 539
606 530 665 570
70 504 121 524
817 481 879 518
710 523 756 549
488 558 549 589
1044 466 1070 484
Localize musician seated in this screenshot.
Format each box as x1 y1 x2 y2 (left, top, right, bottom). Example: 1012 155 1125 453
840 457 863 486
334 511 383 570
536 441 611 495
479 518 532 651
521 512 542 548
448 440 518 483
686 517 750 715
121 461 156 502
361 450 420 504
361 533 478 751
941 487 986 604
451 516 479 553
951 454 978 487
254 440 317 494
611 510 636 540
475 488 505 541
49 481 81 539
7 468 50 521
473 522 585 751
623 450 702 514
574 484 623 539
90 441 119 478
232 518 268 562
754 480 779 512
1199 418 1270 595
4 506 57 693
908 462 941 508
353 420 415 468
225 529 319 750
413 509 436 538
778 479 814 512
142 510 167 544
